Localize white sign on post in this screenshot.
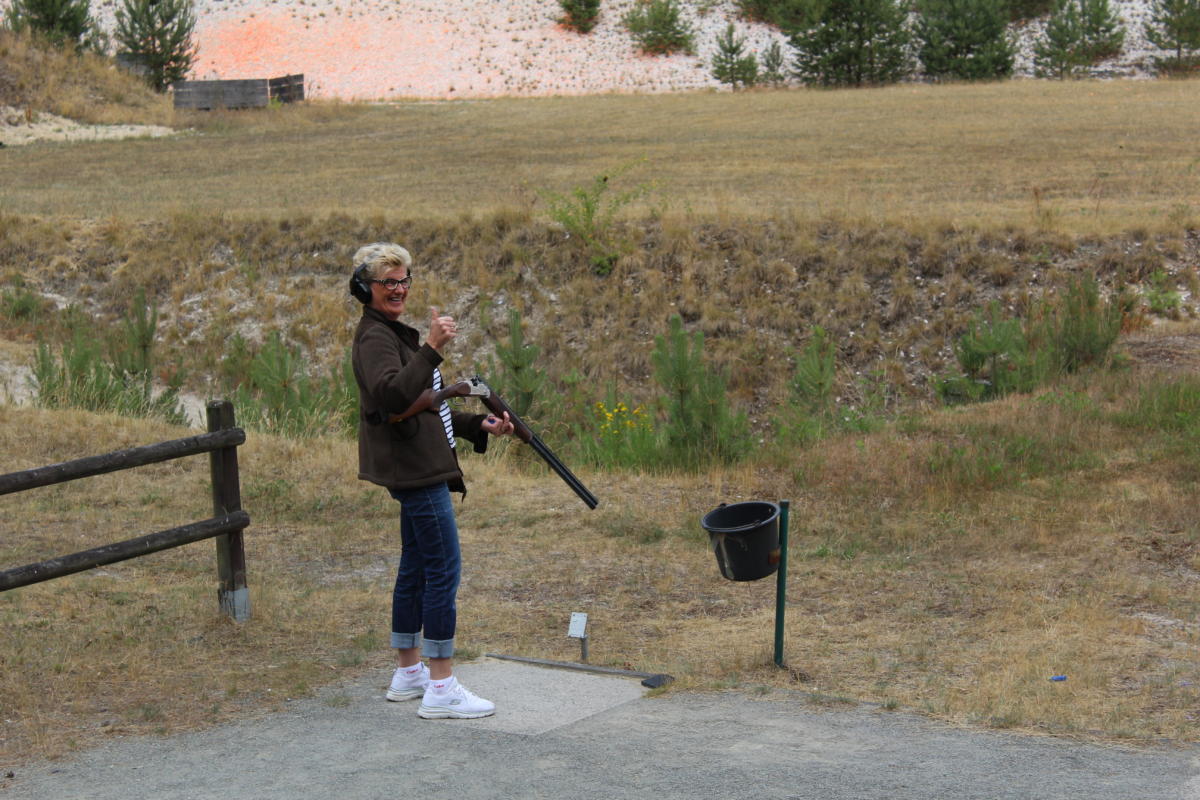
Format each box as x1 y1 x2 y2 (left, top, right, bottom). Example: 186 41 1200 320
568 612 588 639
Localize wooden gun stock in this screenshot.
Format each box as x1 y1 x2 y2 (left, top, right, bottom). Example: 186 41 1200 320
387 378 490 424
473 376 599 510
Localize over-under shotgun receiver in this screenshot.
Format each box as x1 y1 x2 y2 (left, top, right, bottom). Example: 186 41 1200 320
387 376 491 424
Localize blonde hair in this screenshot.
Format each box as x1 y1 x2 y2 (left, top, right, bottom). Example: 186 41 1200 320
352 242 412 280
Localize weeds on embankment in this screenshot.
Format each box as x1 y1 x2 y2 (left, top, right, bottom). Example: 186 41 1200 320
1 209 1195 435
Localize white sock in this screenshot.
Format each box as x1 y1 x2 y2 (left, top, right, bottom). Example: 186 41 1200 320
429 675 456 693
400 663 425 677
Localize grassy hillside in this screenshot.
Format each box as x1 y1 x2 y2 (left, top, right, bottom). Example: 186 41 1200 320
1 51 1199 761
1 81 1197 420
0 29 172 125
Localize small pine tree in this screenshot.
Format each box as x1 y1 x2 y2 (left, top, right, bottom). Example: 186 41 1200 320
3 0 97 50
1033 0 1123 77
558 0 601 34
1145 0 1200 65
712 22 760 88
114 0 197 91
1078 0 1124 61
790 0 912 87
651 315 750 468
916 0 1015 80
1033 0 1089 77
491 308 545 418
760 39 788 84
623 0 695 55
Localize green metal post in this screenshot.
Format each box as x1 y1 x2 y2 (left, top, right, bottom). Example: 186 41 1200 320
774 499 789 668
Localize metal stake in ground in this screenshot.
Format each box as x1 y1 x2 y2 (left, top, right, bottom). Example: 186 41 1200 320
775 499 790 668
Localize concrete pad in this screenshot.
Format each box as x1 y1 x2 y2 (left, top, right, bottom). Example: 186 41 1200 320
436 657 649 735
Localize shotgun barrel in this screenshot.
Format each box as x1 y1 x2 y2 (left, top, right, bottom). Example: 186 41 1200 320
474 377 599 510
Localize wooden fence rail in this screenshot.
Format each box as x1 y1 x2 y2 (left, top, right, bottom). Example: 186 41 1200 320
0 400 252 620
172 74 305 110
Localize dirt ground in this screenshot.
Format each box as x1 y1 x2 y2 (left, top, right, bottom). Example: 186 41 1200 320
0 105 174 147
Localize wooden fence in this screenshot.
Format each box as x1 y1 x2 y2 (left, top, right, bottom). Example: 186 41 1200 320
173 74 305 111
0 401 251 621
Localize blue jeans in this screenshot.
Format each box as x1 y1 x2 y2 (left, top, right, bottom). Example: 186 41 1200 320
387 483 461 660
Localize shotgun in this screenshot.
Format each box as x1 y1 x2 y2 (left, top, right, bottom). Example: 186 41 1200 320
388 375 599 510
471 376 599 510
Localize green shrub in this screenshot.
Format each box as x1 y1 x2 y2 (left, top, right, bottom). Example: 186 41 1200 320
623 0 695 55
1079 0 1125 60
109 287 158 377
938 302 1049 402
1 285 45 321
1144 269 1182 317
760 40 788 85
776 328 889 444
558 0 601 33
4 0 99 50
712 23 759 89
790 326 837 413
579 392 659 469
1033 0 1124 77
1033 0 1089 77
939 276 1122 404
1033 274 1124 374
231 332 356 437
31 292 187 424
1144 0 1200 65
487 307 546 418
790 0 912 86
540 163 648 275
651 315 751 469
916 0 1016 80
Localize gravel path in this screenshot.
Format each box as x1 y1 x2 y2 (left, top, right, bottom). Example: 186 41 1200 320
3 660 1198 800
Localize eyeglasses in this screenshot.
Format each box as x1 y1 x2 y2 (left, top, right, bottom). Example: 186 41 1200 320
372 277 412 291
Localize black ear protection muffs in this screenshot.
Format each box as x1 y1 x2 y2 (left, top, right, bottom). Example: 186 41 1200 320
349 264 372 304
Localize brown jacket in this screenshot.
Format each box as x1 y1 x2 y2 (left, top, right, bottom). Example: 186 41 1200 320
352 306 487 493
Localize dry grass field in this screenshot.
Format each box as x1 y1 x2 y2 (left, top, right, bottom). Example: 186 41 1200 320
1 80 1199 233
1 47 1199 764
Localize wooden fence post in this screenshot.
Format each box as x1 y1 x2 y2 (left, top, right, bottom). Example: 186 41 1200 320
208 400 249 621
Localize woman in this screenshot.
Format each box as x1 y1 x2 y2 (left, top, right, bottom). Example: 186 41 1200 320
349 242 513 720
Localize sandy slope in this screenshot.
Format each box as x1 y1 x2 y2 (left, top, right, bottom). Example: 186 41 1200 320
70 0 1166 101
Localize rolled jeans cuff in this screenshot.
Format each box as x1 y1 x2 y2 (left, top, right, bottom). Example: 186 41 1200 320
391 632 420 650
421 637 455 660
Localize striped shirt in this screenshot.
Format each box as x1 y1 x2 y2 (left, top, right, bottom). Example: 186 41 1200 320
432 368 455 450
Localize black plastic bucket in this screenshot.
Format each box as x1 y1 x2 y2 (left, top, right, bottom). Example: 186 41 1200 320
701 501 781 582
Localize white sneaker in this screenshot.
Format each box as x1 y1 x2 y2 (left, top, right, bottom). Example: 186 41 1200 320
418 677 495 719
386 663 429 702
